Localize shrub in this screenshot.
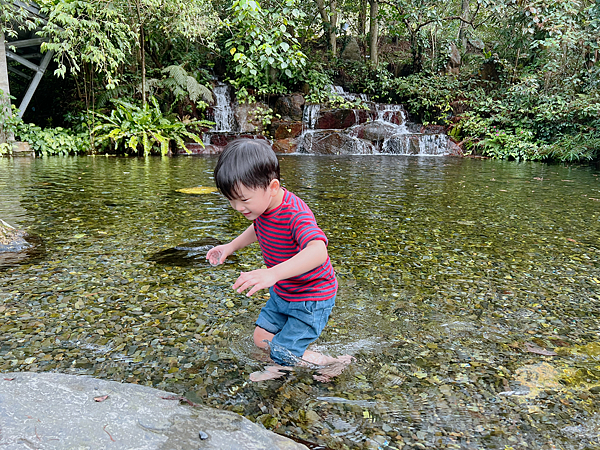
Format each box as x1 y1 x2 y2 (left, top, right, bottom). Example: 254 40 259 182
92 97 212 156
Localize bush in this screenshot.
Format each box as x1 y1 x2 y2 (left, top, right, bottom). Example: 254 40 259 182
1 102 89 156
92 97 212 156
16 124 90 156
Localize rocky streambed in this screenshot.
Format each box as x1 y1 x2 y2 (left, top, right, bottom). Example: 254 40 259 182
1 155 600 449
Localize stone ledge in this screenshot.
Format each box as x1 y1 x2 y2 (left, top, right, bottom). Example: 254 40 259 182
11 141 35 157
0 372 307 450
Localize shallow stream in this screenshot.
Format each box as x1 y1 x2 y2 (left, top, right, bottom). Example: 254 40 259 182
1 155 600 449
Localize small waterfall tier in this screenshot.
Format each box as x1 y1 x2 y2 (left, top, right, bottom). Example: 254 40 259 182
297 86 458 156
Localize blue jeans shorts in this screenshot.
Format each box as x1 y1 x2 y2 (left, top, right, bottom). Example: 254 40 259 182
255 287 336 366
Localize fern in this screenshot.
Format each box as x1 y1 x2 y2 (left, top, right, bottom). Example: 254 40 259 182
96 85 134 108
162 65 213 103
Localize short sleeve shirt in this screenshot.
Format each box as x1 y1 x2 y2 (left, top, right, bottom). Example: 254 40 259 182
253 189 337 302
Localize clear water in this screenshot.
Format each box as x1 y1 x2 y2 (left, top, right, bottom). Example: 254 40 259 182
1 155 600 449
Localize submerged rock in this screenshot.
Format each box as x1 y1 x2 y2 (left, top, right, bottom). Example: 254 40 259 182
148 238 237 267
0 372 308 450
0 219 43 268
0 219 31 253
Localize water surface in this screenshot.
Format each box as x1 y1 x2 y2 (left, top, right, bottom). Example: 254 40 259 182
1 155 599 449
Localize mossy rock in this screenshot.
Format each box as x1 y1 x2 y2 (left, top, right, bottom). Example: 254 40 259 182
176 187 218 195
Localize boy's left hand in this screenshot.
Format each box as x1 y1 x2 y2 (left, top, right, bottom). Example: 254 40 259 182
233 269 278 296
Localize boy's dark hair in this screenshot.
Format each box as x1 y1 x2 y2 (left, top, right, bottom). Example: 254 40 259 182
214 138 280 200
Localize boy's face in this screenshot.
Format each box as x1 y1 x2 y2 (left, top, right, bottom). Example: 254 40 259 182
228 180 280 221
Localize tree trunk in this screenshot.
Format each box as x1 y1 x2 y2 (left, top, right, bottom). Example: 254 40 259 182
410 31 422 72
458 0 469 50
134 0 146 105
140 26 146 105
359 0 367 35
315 0 337 58
330 0 337 57
369 0 378 66
0 33 14 143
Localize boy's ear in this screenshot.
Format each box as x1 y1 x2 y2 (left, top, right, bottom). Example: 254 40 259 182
268 179 280 196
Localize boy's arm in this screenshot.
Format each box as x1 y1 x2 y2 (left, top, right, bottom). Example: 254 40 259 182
233 239 328 296
206 224 257 265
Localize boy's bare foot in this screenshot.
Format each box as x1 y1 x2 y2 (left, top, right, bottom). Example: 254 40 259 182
301 350 353 367
312 354 354 382
249 365 292 382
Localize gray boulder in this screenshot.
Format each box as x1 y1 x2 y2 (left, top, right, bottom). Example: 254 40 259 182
274 95 305 121
0 372 308 450
0 219 31 253
299 130 376 154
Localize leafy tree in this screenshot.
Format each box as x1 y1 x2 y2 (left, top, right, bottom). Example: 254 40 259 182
225 0 308 97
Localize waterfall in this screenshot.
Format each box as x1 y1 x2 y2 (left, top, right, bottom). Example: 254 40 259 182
296 86 452 156
302 104 321 130
381 133 451 155
330 85 369 103
418 134 450 155
376 104 406 126
211 84 236 132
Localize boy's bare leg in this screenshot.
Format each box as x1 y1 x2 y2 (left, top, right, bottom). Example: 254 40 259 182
253 326 274 350
249 327 354 382
250 326 291 381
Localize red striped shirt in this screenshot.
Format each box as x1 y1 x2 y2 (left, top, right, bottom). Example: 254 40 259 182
254 189 337 302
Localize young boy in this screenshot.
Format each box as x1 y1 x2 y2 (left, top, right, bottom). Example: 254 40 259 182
206 139 351 381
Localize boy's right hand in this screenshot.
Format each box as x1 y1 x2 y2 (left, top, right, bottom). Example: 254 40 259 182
206 244 232 266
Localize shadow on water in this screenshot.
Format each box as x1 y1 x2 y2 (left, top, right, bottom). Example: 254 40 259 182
0 156 599 449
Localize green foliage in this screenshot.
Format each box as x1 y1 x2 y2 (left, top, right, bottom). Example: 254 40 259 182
92 97 211 156
546 131 600 162
1 0 41 37
39 0 134 87
391 73 483 124
302 68 335 103
4 0 600 164
252 105 280 128
456 84 600 162
145 65 213 112
0 99 89 156
461 114 545 160
334 60 395 101
224 0 307 94
16 124 90 156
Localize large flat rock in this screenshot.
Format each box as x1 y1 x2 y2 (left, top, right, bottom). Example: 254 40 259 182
0 372 307 450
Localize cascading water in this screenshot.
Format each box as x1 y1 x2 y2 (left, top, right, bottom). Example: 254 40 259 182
302 104 321 130
330 85 369 102
297 87 453 156
211 84 237 132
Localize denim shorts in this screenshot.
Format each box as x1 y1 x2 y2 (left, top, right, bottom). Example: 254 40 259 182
255 287 336 366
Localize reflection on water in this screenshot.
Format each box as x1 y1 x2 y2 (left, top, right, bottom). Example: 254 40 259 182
0 155 599 449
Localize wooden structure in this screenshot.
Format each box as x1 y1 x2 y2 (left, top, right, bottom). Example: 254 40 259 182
1 1 54 119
